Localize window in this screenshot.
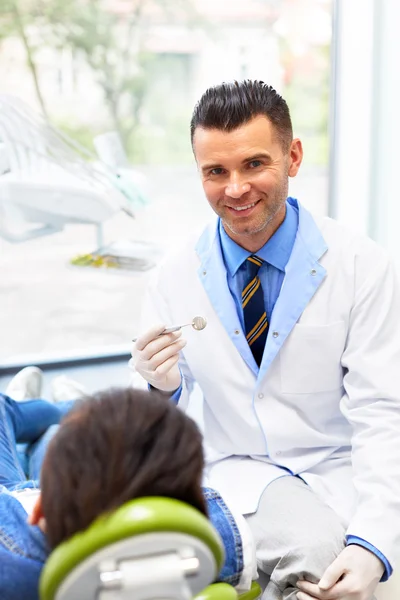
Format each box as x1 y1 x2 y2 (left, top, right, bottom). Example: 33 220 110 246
0 0 333 362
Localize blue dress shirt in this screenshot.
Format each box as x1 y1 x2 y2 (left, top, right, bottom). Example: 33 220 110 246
219 200 298 333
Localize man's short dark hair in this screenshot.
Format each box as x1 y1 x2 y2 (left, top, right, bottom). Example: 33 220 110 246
40 387 206 548
190 80 293 152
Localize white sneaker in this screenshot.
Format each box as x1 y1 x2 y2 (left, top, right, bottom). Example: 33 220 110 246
5 366 44 401
51 376 88 403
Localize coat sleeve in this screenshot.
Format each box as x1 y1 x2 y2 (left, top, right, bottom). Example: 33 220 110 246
130 269 195 410
340 249 400 568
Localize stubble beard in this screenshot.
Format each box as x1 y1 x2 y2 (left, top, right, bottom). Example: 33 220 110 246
223 182 288 238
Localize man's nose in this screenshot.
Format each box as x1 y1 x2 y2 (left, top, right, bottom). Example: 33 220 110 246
225 175 251 198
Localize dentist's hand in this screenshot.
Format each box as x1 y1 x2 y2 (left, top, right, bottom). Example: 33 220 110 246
296 545 384 600
130 324 186 392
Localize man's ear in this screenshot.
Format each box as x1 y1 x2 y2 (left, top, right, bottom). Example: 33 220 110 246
28 493 46 532
288 138 303 177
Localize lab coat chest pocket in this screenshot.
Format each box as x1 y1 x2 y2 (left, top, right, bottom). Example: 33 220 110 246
280 321 346 394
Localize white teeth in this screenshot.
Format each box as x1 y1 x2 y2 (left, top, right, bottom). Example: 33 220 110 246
233 203 256 211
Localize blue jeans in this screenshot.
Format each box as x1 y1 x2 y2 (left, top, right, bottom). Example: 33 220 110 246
0 393 74 491
0 393 75 600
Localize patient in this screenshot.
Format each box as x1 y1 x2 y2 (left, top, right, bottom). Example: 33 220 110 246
0 382 251 600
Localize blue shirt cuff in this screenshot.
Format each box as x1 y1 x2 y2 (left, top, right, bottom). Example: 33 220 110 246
147 383 182 404
346 535 392 581
169 384 182 404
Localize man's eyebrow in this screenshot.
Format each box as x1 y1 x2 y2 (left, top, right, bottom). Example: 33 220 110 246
201 162 223 172
242 152 272 163
201 153 272 172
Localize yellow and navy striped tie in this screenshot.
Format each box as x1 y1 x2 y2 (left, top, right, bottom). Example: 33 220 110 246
242 255 268 366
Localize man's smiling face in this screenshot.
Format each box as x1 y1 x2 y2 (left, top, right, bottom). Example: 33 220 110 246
193 115 302 251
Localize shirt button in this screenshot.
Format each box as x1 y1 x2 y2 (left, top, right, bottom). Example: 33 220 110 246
234 329 240 335
276 451 282 456
258 393 264 399
310 269 317 276
272 331 279 338
203 270 207 275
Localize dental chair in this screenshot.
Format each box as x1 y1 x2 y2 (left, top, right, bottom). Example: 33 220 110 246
0 95 146 247
40 497 262 600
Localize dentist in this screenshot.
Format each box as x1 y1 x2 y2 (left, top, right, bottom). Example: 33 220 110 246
131 80 400 600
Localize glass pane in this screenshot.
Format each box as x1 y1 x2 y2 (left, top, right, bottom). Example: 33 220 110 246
0 0 332 361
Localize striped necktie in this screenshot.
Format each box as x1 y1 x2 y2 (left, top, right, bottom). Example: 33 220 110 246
242 255 268 366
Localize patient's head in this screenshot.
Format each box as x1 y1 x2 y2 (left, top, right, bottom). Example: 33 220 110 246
39 387 206 548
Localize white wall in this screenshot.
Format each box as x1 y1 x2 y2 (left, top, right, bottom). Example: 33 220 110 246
330 0 400 272
328 0 375 234
368 0 400 269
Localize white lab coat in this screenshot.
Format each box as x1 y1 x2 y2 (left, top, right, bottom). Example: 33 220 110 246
138 201 400 568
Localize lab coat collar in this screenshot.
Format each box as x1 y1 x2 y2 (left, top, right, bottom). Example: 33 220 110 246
287 197 328 262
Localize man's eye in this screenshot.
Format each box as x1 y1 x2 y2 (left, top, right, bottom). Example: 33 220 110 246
248 160 262 168
210 168 224 175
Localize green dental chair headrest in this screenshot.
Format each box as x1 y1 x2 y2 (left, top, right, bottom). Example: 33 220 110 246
40 496 262 600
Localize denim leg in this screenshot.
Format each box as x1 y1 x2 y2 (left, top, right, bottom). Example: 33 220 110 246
0 395 26 488
16 443 29 475
0 394 75 490
5 396 74 443
203 487 244 587
28 424 59 480
26 401 75 480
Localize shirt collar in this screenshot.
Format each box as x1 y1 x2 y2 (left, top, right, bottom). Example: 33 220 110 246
219 199 299 276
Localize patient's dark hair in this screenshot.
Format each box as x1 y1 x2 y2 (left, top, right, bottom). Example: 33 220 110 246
190 79 293 152
40 387 206 548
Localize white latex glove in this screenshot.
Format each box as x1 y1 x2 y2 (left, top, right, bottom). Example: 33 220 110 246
296 545 384 600
130 324 186 392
